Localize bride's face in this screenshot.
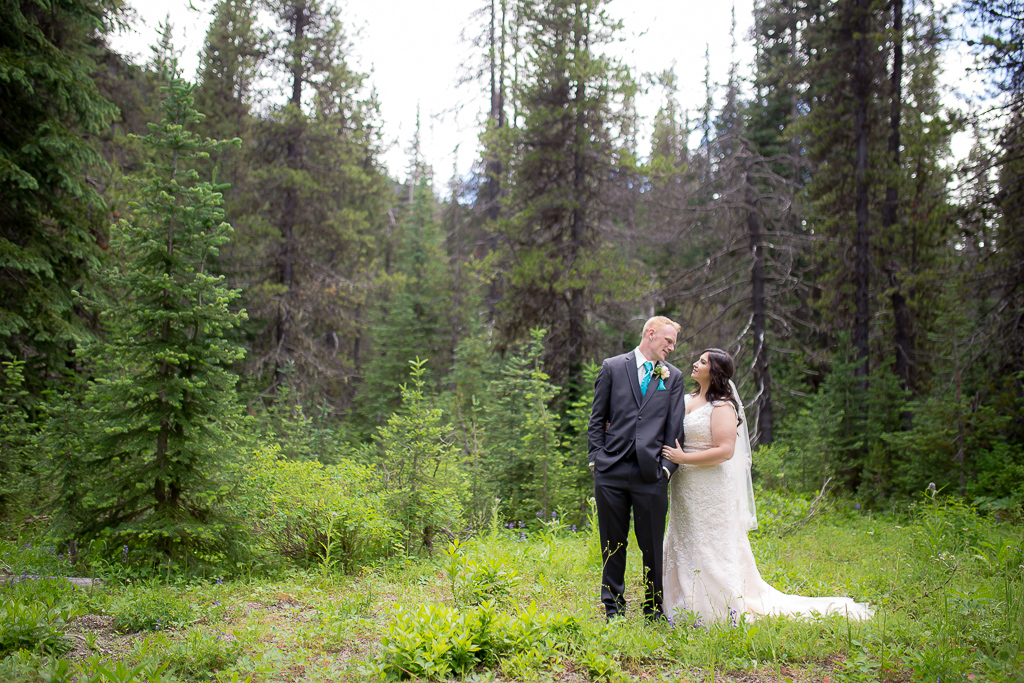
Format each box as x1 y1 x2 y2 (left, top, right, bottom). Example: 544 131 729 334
691 353 711 384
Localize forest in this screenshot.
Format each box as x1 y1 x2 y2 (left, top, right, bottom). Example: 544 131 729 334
1 0 1023 680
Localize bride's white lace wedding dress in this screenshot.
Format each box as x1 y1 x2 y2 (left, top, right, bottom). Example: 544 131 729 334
662 394 873 624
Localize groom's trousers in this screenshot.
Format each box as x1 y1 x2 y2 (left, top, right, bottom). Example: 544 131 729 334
593 449 669 619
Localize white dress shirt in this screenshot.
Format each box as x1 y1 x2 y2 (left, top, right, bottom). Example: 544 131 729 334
634 346 653 386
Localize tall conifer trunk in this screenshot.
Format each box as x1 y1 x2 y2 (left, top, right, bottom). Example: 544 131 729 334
567 0 587 366
884 0 913 399
276 1 307 385
852 0 871 385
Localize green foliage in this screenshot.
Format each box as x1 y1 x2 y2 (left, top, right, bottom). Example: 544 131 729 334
0 0 118 388
355 174 455 432
493 0 646 381
0 360 34 513
480 329 571 522
109 585 194 633
133 628 244 681
773 340 910 496
233 445 398 569
0 597 81 657
372 600 577 681
64 68 247 568
228 0 392 409
440 539 520 607
375 358 466 553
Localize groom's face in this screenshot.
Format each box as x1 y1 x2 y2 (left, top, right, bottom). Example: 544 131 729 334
646 324 677 362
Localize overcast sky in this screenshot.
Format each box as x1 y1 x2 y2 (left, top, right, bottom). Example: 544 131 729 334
111 0 977 193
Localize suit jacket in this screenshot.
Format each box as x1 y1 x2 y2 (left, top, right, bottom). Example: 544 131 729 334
587 351 686 483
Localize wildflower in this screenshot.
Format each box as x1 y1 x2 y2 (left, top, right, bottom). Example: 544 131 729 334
570 524 577 532
729 608 738 628
518 521 525 529
551 511 557 520
854 503 861 511
121 545 129 564
216 576 223 585
536 511 544 518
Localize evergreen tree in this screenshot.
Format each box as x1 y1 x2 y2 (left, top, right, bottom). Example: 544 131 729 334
375 358 464 553
480 329 569 521
193 0 264 198
235 0 392 411
355 167 454 431
65 70 246 567
495 0 645 382
0 0 118 389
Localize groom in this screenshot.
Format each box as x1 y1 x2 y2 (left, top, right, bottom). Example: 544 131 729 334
588 316 684 620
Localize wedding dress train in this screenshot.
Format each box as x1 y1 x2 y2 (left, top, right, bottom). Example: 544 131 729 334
662 394 873 624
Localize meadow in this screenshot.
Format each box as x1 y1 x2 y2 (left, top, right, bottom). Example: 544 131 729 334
1 491 1021 683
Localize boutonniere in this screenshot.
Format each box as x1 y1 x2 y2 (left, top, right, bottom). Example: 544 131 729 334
654 363 670 381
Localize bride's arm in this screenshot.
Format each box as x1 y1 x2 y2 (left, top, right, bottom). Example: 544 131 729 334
661 405 738 466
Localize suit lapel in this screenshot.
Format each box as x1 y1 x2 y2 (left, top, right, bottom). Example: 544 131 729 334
626 352 642 407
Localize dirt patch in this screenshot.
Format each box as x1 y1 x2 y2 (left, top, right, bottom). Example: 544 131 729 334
62 614 146 661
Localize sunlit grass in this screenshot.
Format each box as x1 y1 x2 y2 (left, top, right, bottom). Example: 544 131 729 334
1 494 1021 681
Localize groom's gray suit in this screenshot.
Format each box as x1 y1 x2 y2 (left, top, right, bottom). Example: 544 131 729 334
588 350 685 619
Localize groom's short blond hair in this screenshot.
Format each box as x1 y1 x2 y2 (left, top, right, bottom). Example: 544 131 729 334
642 316 681 338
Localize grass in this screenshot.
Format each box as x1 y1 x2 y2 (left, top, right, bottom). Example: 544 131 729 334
0 492 1021 682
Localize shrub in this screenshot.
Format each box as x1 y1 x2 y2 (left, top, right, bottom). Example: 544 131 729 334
374 358 466 554
372 600 577 681
440 540 520 606
110 585 195 633
233 445 399 570
0 598 81 656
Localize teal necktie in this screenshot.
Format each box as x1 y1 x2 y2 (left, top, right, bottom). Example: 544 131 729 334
641 361 653 395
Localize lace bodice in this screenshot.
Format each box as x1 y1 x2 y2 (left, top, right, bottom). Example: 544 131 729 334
682 395 730 452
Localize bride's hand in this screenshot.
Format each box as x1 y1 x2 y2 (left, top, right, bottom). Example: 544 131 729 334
662 439 684 464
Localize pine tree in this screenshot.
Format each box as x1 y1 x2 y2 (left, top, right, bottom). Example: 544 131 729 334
0 0 118 389
234 0 391 411
66 70 247 567
354 167 454 431
480 329 568 521
193 0 264 197
495 0 645 382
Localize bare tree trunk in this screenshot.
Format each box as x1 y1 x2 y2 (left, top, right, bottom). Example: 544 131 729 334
276 1 307 388
484 0 507 322
744 145 774 446
852 0 871 386
884 0 914 406
567 0 587 367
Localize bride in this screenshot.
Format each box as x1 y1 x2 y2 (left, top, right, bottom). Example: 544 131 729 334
660 348 873 624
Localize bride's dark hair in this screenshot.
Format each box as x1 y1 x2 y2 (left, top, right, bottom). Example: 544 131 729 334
695 347 742 425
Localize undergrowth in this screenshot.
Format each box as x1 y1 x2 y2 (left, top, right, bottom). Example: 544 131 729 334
0 490 1020 681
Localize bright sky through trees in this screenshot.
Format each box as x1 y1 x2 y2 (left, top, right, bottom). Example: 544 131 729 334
113 0 975 191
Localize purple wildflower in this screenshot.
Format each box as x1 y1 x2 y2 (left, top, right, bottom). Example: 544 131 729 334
551 511 557 520
854 503 861 511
